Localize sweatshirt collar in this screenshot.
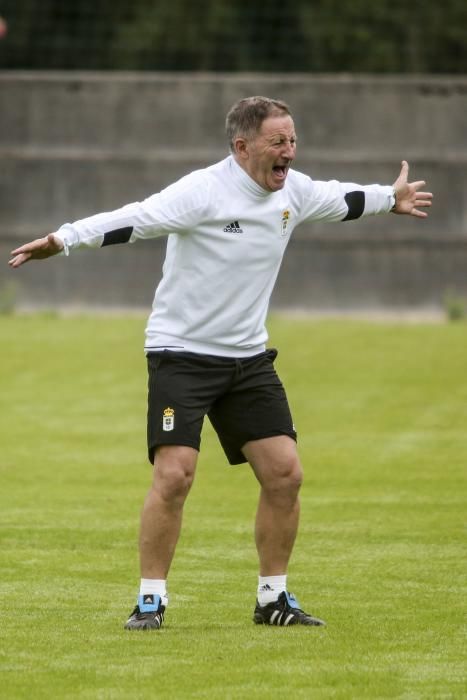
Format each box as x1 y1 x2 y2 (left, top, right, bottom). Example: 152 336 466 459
228 155 272 198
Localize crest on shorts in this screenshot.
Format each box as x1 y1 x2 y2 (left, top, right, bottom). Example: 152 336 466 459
281 209 290 236
162 407 175 432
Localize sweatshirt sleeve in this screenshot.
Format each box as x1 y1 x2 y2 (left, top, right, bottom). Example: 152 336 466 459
54 171 211 254
294 175 395 226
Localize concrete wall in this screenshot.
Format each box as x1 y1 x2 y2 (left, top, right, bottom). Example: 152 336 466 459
1 72 467 313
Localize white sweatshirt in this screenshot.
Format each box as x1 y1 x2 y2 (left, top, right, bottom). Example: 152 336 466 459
55 155 394 357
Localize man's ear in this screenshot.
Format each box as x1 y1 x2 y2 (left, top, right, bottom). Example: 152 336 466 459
233 137 249 161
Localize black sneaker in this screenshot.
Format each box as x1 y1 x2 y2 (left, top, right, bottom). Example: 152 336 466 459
253 591 326 627
124 594 165 630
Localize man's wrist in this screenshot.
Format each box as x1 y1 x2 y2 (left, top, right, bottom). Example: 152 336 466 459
53 232 69 256
390 188 397 212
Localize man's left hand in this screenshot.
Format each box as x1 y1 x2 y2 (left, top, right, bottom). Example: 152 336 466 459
392 161 433 217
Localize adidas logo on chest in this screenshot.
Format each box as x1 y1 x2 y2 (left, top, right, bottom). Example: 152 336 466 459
223 220 243 234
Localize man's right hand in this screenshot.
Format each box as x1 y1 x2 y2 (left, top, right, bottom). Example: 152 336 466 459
8 233 64 268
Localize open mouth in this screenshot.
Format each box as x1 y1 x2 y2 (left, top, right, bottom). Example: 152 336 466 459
272 165 287 178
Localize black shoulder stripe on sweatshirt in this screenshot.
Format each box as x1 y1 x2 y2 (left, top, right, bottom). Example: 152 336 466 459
342 191 365 221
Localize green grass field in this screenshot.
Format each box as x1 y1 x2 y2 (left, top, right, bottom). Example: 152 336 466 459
1 314 466 699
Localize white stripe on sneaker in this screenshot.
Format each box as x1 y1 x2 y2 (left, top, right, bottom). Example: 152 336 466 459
270 610 280 624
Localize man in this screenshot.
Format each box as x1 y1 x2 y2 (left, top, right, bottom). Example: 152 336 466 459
9 96 432 630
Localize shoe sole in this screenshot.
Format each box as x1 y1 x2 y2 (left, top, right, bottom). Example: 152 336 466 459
124 619 162 631
253 612 325 627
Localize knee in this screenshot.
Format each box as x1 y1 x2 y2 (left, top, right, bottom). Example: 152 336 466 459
153 446 197 504
263 454 303 499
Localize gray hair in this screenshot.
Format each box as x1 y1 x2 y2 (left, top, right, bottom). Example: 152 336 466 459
225 96 292 151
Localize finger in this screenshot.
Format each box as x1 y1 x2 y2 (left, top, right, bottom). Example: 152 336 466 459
411 209 428 218
8 252 30 268
10 245 29 256
415 192 433 199
414 199 432 208
400 160 409 178
10 239 43 256
393 160 409 189
9 253 24 267
409 180 427 190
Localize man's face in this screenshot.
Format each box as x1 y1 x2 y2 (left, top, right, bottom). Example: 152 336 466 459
235 115 297 192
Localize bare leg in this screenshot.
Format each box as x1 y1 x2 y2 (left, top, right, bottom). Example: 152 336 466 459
243 435 303 576
139 445 198 579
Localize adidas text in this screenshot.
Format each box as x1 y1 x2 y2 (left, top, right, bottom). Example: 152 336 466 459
223 220 243 233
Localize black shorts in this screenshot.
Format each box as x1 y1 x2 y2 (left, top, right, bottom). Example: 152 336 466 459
147 349 296 465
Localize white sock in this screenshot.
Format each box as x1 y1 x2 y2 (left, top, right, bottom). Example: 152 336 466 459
257 574 287 606
139 578 168 607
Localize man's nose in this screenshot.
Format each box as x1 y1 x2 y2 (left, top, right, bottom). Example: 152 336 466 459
283 141 296 159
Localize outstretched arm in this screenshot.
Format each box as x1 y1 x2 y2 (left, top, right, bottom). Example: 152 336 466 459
392 160 433 217
8 233 64 268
